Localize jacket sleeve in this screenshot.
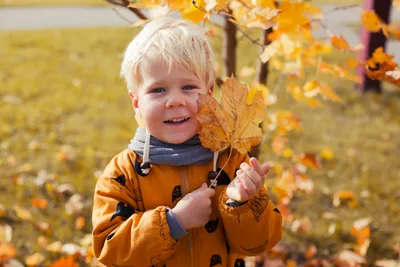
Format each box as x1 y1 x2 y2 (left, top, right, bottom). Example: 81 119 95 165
91 154 178 267
219 152 282 256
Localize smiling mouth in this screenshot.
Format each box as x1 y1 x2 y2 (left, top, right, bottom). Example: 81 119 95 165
164 117 190 125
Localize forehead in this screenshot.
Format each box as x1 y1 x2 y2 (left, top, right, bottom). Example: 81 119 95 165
137 51 202 86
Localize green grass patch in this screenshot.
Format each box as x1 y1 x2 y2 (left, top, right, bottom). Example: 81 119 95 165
1 26 399 265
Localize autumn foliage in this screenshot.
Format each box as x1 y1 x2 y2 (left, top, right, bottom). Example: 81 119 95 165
1 0 400 266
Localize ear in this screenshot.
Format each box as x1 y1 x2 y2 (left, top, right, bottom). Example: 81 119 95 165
208 84 214 95
129 91 139 110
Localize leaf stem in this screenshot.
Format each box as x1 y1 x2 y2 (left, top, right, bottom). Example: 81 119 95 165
209 146 234 188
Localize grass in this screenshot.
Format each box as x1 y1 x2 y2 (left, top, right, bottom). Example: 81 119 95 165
0 0 363 7
1 26 399 265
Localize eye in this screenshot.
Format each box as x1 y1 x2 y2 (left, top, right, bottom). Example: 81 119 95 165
151 88 165 93
182 85 197 90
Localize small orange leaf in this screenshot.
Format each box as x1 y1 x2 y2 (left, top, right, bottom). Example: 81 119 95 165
50 255 78 267
320 147 334 160
333 191 358 207
330 35 350 50
35 221 51 233
75 216 85 230
361 10 382 32
305 244 317 259
31 197 48 209
295 153 322 170
25 253 45 266
0 243 16 264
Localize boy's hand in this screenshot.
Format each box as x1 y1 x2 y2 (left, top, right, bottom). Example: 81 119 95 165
226 157 270 203
172 183 215 230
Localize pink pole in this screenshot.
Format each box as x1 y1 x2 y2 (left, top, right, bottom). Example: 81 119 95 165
357 0 393 92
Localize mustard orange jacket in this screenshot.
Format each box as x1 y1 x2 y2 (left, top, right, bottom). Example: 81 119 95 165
92 148 282 267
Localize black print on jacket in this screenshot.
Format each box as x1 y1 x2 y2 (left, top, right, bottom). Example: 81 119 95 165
273 207 281 214
210 254 222 266
215 168 231 186
110 202 135 222
134 158 150 177
106 232 115 240
172 185 182 203
111 174 126 186
205 217 219 233
234 259 245 267
226 240 230 254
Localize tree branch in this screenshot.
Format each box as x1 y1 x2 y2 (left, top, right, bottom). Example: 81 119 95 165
104 0 147 20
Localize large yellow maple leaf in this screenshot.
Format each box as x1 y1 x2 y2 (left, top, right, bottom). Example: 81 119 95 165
196 76 265 154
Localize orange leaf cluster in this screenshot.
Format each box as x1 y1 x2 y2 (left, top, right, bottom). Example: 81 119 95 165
361 10 400 40
365 47 400 86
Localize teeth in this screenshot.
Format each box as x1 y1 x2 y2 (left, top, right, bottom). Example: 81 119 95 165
169 117 188 122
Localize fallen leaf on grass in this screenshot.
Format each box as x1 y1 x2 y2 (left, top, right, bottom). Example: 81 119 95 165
13 206 32 221
375 259 400 267
333 191 358 208
25 253 44 266
50 255 78 267
0 243 16 264
0 224 12 243
196 75 265 154
31 198 48 209
75 216 85 230
305 244 317 259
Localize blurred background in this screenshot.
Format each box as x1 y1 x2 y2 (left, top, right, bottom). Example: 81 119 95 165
0 0 399 266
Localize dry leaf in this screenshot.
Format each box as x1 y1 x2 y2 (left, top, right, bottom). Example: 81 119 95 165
375 259 400 267
320 147 334 160
50 255 78 267
197 75 265 154
330 35 350 51
31 198 48 209
291 217 311 233
0 243 16 265
75 216 85 230
335 250 367 265
295 153 321 170
305 244 317 259
35 221 51 233
361 10 382 32
0 224 12 243
25 253 44 266
333 191 358 208
13 206 32 221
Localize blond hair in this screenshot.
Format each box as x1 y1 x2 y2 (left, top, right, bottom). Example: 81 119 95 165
121 16 216 93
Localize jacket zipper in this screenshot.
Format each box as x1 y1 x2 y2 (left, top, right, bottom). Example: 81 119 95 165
181 166 194 267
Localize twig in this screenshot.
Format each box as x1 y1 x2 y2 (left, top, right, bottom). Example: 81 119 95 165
104 0 147 20
324 4 362 15
112 7 135 25
236 27 265 47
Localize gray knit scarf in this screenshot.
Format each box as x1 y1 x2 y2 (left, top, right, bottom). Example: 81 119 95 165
128 127 214 166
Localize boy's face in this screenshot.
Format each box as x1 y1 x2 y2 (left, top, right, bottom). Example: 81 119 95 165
130 52 213 144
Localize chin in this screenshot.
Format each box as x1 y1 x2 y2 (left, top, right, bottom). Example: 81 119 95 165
162 132 196 144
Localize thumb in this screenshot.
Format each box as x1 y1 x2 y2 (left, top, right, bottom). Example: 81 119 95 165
261 162 271 176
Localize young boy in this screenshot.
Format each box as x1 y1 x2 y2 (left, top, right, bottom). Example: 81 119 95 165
92 16 282 267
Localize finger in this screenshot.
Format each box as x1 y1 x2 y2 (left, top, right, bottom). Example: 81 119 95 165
240 163 262 190
226 179 248 202
249 157 264 177
203 188 216 198
238 174 257 197
261 162 271 176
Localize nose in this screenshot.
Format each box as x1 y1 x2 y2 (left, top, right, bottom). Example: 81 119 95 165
165 90 186 108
